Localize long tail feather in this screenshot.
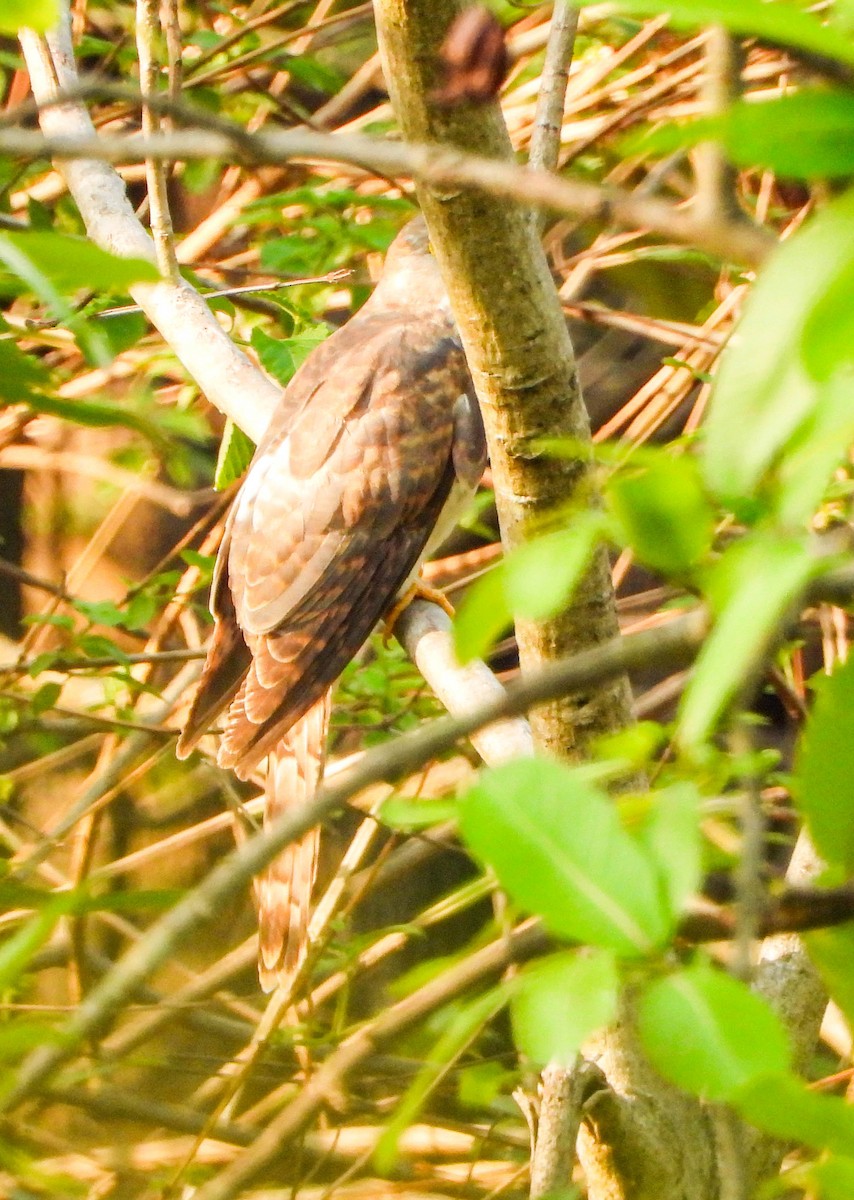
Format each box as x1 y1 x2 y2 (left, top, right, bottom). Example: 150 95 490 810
256 692 331 992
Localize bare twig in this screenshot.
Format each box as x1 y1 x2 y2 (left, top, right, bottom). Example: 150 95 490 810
136 0 179 280
528 2 579 177
0 123 775 267
695 26 744 226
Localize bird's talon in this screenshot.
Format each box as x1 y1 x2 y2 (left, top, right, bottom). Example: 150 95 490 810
383 579 455 644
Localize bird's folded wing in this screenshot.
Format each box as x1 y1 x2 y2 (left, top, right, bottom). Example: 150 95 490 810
179 309 481 772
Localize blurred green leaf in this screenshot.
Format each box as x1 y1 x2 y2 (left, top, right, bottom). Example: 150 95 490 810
73 598 129 628
0 236 111 366
97 309 148 357
251 323 329 386
260 237 328 276
0 232 158 293
0 338 50 404
0 899 77 991
511 949 619 1067
124 591 158 631
214 419 255 490
584 0 854 67
804 923 854 1033
9 389 183 451
796 659 854 871
703 188 854 518
678 532 816 746
636 784 702 916
805 1156 854 1199
736 1072 854 1156
0 0 58 33
458 758 671 955
0 1022 67 1063
380 798 458 829
774 372 854 527
30 682 61 717
284 53 344 93
454 515 603 663
607 454 714 576
627 90 854 179
457 1061 511 1108
637 961 790 1101
802 258 854 381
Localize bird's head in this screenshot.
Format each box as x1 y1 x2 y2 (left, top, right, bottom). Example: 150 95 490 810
371 215 451 313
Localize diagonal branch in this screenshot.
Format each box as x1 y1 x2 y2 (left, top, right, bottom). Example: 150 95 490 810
19 9 281 441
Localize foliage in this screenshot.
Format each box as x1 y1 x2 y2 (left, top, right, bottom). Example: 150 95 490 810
2 0 854 1197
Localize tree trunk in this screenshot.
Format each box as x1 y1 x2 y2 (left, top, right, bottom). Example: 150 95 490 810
374 0 633 757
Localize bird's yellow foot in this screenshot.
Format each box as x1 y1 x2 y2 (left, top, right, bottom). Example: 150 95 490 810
383 578 455 644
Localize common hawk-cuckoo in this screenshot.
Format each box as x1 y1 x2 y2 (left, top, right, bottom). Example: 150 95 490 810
177 218 486 990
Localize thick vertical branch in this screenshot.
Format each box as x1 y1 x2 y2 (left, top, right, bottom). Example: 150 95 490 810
374 0 634 757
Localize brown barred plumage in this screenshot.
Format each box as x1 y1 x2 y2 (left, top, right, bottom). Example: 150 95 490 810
177 218 486 990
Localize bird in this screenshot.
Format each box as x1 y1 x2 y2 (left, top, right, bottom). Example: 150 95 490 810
177 216 486 991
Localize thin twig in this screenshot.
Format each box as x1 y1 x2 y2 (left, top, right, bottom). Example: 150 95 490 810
0 122 775 267
136 0 179 280
528 2 579 177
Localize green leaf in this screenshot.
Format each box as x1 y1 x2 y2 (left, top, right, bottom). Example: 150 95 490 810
802 258 854 382
453 515 603 663
251 323 330 387
704 187 854 517
452 568 514 664
30 681 61 716
774 372 854 527
678 532 816 747
804 923 854 1033
0 1021 67 1063
73 598 128 628
637 961 791 1101
6 388 186 451
511 949 619 1067
735 1072 854 1156
380 798 458 829
0 0 57 33
214 419 255 490
0 232 159 292
637 784 702 916
457 1061 511 1108
0 898 77 991
0 338 50 404
805 1156 854 1200
580 0 854 68
124 591 158 631
607 454 714 576
627 90 854 180
260 236 328 275
458 758 671 955
796 659 854 871
0 236 110 366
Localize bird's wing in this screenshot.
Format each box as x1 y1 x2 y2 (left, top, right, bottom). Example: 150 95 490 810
181 308 480 775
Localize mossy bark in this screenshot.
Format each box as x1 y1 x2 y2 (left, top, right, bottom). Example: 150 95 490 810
375 0 634 757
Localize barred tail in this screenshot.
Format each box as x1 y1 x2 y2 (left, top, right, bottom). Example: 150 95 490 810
256 692 331 992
